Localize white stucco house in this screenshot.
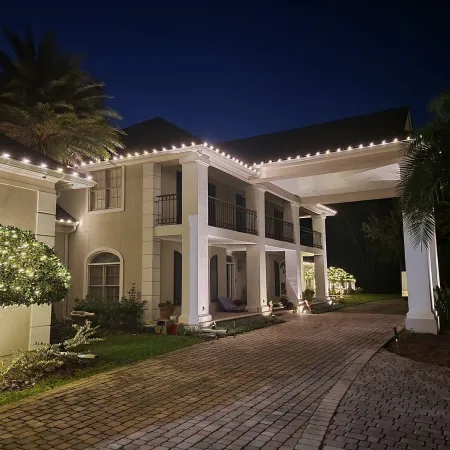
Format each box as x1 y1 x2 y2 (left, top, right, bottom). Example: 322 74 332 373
0 106 442 355
0 134 94 356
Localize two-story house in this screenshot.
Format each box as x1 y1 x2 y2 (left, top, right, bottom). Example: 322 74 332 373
0 106 441 357
56 107 440 334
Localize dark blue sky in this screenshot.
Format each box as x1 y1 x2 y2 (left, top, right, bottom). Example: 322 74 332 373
2 1 450 142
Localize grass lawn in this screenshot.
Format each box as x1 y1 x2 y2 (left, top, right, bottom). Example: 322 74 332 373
0 334 201 407
337 293 400 307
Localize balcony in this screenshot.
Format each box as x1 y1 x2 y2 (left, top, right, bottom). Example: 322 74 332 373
155 194 182 225
300 226 322 248
265 216 294 243
208 197 257 235
154 194 258 235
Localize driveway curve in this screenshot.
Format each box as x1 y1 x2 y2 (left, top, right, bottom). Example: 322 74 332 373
0 301 406 450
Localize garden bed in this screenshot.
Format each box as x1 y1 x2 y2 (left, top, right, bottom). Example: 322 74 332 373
0 333 200 406
385 329 450 368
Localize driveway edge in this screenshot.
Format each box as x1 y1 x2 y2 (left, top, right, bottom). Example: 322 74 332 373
295 327 399 450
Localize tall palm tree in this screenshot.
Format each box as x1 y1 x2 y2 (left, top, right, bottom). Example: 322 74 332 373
399 88 450 247
0 27 123 163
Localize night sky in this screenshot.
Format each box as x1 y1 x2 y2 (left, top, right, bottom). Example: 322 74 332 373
3 2 450 292
2 1 450 142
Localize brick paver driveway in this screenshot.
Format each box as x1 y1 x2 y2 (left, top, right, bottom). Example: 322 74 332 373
0 301 406 450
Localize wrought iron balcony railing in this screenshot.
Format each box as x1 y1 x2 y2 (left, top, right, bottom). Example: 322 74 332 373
154 194 258 235
265 216 294 243
300 226 322 248
208 197 257 235
155 193 182 225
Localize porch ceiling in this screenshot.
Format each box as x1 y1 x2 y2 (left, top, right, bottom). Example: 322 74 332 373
255 142 403 205
272 164 399 204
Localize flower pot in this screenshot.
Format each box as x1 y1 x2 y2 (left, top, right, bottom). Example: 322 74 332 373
159 307 175 320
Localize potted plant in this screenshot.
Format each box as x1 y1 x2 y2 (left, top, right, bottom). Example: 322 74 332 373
303 288 315 302
158 301 175 320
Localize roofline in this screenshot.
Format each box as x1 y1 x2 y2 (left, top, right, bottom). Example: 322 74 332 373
252 137 410 169
0 154 95 189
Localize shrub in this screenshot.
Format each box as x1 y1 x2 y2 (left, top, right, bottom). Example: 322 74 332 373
434 286 450 328
0 225 70 307
74 284 146 329
0 322 101 392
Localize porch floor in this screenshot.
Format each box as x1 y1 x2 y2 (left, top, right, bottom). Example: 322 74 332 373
210 307 288 323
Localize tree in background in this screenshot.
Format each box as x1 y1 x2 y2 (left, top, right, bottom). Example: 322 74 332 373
400 87 450 247
362 203 404 272
0 225 70 307
0 27 123 163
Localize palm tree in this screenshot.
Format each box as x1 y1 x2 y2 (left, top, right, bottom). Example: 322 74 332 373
399 88 450 247
0 27 123 163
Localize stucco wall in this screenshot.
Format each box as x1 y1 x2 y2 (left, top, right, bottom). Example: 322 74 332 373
58 164 143 311
0 183 37 230
0 182 37 355
53 231 67 319
159 241 227 315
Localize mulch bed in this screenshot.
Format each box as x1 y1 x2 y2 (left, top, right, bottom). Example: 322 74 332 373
385 328 450 368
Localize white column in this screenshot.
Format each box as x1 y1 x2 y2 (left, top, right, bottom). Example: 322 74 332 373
285 202 303 305
429 232 440 291
245 186 270 313
179 154 211 325
29 191 56 350
312 214 329 301
403 221 439 334
142 163 161 323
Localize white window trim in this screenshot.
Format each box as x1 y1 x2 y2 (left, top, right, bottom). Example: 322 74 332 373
84 248 124 299
87 166 125 215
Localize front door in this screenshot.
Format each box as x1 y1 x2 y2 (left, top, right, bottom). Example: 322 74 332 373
174 251 182 305
274 260 281 297
210 255 218 302
236 194 246 232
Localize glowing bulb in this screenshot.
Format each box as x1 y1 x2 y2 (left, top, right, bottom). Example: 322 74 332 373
22 158 30 163
2 153 10 158
40 163 47 168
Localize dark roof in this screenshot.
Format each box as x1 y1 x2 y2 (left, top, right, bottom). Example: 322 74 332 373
56 205 78 223
122 117 200 152
0 133 66 171
218 107 411 162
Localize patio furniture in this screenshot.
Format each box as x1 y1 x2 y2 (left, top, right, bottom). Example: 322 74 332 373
217 297 247 312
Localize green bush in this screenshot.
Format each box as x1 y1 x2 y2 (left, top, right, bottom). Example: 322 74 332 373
0 225 70 307
434 286 450 328
0 322 101 392
74 284 146 328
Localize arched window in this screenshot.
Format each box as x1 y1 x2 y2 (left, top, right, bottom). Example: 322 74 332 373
88 252 121 300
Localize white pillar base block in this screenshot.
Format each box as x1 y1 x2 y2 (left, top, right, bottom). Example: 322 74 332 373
405 312 439 334
178 313 212 325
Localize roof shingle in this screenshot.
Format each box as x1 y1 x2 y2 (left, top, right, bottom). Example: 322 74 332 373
218 106 411 162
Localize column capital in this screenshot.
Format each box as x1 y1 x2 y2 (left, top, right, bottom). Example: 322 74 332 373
290 201 301 208
179 153 210 167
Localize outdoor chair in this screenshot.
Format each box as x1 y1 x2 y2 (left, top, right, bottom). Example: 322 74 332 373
217 296 247 312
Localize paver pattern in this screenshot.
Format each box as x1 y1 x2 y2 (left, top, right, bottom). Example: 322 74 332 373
323 349 450 450
0 302 405 449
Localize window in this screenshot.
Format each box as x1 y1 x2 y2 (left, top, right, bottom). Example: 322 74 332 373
88 252 121 300
90 167 122 211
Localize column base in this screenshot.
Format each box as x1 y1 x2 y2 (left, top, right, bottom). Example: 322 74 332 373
178 313 212 325
405 312 439 334
247 305 271 314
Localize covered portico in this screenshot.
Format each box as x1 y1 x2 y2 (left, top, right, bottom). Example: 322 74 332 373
250 138 440 334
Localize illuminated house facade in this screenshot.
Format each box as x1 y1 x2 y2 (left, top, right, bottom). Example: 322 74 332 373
0 107 441 354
